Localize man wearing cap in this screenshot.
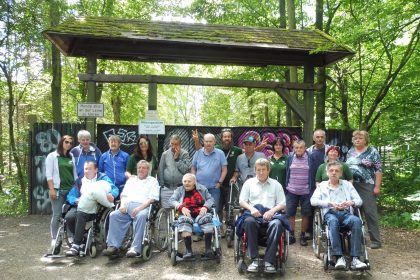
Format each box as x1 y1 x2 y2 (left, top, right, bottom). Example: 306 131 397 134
191 133 227 213
231 135 266 184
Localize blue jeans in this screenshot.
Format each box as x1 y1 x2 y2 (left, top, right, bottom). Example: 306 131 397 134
324 210 363 257
208 188 221 213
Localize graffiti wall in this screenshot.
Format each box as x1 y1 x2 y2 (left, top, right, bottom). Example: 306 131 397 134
30 123 352 214
30 123 84 214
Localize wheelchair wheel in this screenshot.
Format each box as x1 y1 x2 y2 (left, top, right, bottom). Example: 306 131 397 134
167 239 172 258
233 231 240 263
323 254 329 271
226 233 233 248
155 208 169 251
237 259 246 274
313 211 322 258
142 244 152 261
170 250 177 266
89 244 97 258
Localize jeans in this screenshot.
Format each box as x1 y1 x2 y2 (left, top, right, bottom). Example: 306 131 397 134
106 202 149 253
324 210 363 257
243 216 284 264
50 190 69 239
208 188 221 213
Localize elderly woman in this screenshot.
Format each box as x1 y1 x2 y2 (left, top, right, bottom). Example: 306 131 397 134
315 146 353 187
169 173 215 259
345 130 383 249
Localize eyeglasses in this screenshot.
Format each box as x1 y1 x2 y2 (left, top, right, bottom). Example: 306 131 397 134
64 140 73 145
139 141 148 145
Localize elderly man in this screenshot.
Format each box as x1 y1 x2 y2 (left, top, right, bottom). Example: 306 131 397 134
158 134 191 208
103 160 160 258
65 160 118 256
191 133 227 213
311 161 367 270
71 130 102 177
238 158 287 273
98 135 129 195
231 135 266 184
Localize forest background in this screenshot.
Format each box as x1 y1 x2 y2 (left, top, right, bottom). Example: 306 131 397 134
0 0 418 228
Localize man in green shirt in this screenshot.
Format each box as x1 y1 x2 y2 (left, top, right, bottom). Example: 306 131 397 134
215 129 242 228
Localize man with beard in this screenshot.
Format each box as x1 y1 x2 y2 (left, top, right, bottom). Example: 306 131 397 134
215 129 242 229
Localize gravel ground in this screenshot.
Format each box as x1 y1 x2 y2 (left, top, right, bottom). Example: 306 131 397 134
0 215 419 280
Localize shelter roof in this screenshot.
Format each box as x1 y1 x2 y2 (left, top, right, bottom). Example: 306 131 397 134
44 17 353 67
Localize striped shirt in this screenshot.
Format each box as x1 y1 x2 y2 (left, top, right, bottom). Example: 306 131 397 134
286 153 310 195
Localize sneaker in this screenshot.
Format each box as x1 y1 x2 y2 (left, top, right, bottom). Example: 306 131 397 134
264 262 276 273
289 235 296 244
183 252 194 260
65 245 79 257
351 258 367 270
369 242 382 249
300 235 308 246
335 256 346 270
247 261 259 272
126 248 141 258
103 246 118 256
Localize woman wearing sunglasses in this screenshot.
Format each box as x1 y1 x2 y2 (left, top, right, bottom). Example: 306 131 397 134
45 135 77 251
125 135 158 177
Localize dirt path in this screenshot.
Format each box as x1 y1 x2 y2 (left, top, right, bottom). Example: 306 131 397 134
0 215 418 280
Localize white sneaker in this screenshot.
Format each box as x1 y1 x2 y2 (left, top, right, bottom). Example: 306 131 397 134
264 262 276 273
351 258 367 270
335 256 346 270
247 261 259 272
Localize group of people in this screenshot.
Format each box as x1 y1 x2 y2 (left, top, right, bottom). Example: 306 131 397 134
45 127 383 271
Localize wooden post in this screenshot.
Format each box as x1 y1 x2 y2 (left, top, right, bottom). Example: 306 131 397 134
148 83 158 157
86 55 97 140
303 65 315 145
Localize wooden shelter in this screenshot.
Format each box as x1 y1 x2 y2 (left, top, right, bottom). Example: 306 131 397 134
44 16 354 143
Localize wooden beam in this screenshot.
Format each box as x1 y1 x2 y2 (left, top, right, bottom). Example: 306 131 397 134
274 87 306 122
303 65 315 145
85 55 97 141
78 74 322 91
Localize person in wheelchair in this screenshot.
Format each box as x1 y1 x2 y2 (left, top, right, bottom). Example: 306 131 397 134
65 160 119 256
237 158 287 273
169 173 215 259
103 160 160 258
310 161 367 270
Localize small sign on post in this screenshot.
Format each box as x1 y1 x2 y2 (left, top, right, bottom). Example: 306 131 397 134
77 102 104 118
139 120 165 135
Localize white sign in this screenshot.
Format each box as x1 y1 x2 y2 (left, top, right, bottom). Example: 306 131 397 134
77 102 104 118
139 120 165 135
146 110 159 120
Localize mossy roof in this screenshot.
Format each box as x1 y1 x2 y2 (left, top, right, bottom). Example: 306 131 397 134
44 16 354 67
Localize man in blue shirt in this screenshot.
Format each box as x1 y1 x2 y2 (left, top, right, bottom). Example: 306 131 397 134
98 135 129 196
192 133 227 212
71 130 102 177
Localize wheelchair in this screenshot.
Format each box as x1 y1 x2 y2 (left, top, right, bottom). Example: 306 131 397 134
48 204 112 258
167 208 222 266
234 213 289 275
225 181 241 248
103 201 169 260
312 207 370 271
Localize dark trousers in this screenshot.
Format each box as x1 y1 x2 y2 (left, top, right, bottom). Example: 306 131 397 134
65 208 95 245
243 216 284 265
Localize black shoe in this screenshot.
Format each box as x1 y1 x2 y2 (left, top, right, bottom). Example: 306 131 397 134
369 242 382 249
300 236 308 246
202 250 214 259
289 235 296 244
53 240 62 255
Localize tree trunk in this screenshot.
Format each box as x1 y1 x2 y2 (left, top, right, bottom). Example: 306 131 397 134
0 99 3 193
315 0 326 129
111 93 122 124
287 0 300 126
50 0 62 123
2 66 26 202
279 0 288 126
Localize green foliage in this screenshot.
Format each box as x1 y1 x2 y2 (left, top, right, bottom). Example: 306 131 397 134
0 175 28 216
